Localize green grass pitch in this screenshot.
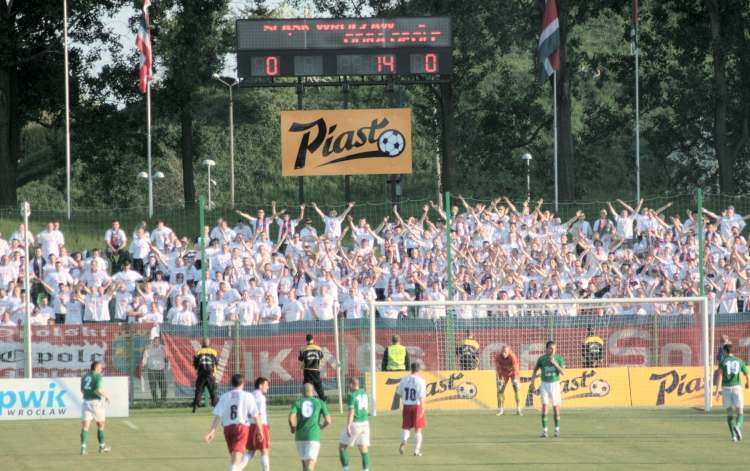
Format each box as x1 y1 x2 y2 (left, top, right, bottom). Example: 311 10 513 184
0 407 744 470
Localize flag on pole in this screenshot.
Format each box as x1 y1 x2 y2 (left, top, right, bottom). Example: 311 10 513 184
135 0 153 94
538 0 560 82
631 0 639 52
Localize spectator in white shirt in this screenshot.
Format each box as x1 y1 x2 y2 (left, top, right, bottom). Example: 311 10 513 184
259 293 281 324
83 284 115 322
282 290 305 322
312 285 336 321
150 221 174 251
171 299 198 326
311 202 354 241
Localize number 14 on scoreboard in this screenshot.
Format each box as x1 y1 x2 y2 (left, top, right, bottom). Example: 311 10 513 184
377 54 395 73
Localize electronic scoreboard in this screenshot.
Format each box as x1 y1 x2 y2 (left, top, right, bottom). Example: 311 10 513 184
236 17 452 77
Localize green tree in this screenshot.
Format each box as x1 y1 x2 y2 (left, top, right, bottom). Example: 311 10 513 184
159 0 232 207
0 0 126 207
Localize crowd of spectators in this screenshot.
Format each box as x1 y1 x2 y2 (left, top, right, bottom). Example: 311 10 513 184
0 196 748 327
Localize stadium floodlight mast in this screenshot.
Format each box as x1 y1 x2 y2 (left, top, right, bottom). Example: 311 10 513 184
212 73 240 209
521 153 533 201
21 202 32 378
138 170 165 217
63 0 72 220
202 159 217 210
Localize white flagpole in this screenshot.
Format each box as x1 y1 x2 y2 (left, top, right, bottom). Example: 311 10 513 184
634 28 641 202
553 70 559 213
147 82 153 219
63 0 72 220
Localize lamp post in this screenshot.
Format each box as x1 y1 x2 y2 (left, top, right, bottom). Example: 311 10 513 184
212 74 239 209
138 170 165 217
521 153 533 201
202 159 216 210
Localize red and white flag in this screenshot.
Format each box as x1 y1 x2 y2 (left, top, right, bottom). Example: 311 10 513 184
135 0 153 94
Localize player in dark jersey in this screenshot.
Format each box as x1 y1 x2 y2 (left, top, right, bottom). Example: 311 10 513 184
456 331 480 370
193 338 219 413
299 334 326 400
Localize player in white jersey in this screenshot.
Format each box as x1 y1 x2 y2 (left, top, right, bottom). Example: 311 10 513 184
248 377 271 471
205 374 266 471
396 363 427 457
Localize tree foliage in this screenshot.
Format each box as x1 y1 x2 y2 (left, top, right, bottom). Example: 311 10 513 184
3 0 750 211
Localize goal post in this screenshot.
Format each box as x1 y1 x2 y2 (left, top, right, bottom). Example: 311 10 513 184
367 296 712 414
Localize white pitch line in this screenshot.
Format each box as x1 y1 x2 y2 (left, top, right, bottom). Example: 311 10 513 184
123 420 139 430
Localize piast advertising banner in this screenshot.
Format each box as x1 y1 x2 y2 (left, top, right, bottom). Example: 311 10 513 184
281 108 412 176
515 367 632 408
371 370 497 412
629 367 708 407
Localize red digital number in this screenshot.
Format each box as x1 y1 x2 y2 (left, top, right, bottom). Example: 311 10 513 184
377 55 395 73
265 56 280 76
424 53 438 73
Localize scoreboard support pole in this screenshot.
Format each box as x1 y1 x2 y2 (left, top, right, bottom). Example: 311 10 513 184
385 77 401 210
342 78 352 203
296 78 305 204
439 78 454 194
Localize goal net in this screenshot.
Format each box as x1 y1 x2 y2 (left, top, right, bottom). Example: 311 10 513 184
362 297 713 414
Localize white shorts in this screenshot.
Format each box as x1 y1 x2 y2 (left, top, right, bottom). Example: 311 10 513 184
722 385 744 409
296 441 321 461
339 421 371 448
539 382 562 407
81 399 106 422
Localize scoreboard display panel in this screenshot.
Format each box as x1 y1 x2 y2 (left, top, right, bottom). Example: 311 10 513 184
237 17 452 77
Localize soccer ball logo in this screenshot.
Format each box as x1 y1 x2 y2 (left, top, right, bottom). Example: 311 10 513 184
377 130 406 157
456 381 478 399
590 379 610 397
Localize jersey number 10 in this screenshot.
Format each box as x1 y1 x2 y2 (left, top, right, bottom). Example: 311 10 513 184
404 387 417 402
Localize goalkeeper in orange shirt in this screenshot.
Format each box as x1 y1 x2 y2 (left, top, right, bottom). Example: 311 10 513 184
494 345 522 416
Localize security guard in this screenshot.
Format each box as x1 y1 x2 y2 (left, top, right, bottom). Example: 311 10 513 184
457 331 480 370
582 326 604 368
382 335 410 371
192 338 219 413
299 333 326 400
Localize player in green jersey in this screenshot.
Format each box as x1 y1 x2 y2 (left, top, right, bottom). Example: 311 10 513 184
531 340 565 438
80 361 112 455
714 343 749 441
289 383 332 471
338 378 371 471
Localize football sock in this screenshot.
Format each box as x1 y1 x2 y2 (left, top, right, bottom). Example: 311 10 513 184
362 452 370 469
514 389 520 406
401 429 410 443
542 414 548 430
727 416 735 433
497 391 504 408
97 430 105 446
80 430 88 446
737 415 745 428
554 412 560 428
339 448 350 467
240 452 252 469
414 431 423 452
259 454 270 471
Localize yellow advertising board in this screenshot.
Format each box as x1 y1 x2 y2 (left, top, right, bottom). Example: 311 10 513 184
629 367 707 407
515 367 632 408
371 370 496 412
368 367 740 411
280 108 413 176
